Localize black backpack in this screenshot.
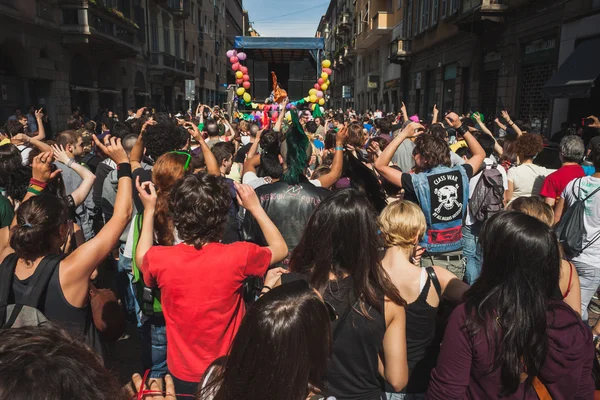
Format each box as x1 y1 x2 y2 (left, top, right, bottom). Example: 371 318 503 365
0 254 63 329
468 163 505 223
555 178 600 258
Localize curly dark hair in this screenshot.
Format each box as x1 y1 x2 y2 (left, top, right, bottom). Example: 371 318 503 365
0 144 31 202
143 122 189 161
168 173 231 249
516 133 544 160
414 134 451 168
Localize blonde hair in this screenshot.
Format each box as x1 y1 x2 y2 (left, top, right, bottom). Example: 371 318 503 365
379 200 426 248
506 196 554 227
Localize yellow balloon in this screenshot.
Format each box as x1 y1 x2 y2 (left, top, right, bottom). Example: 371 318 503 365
304 96 310 102
235 71 243 79
322 59 331 68
325 79 330 85
309 94 317 103
321 72 329 80
243 92 251 103
318 98 325 106
309 88 317 96
320 83 328 91
236 87 245 96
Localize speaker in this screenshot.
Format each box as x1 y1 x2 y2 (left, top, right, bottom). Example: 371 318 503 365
288 80 303 101
254 80 269 101
254 61 268 82
290 62 304 80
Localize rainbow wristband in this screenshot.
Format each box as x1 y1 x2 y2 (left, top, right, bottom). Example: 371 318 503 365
27 187 42 195
28 178 47 194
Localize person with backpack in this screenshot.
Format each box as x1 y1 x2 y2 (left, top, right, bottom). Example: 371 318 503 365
0 136 131 353
462 133 507 284
554 142 600 321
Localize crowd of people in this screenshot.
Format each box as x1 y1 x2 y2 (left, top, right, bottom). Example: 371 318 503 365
0 100 599 400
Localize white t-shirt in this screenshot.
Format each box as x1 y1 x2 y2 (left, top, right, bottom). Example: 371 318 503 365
507 163 554 201
17 145 32 166
465 158 508 226
561 176 600 265
241 171 322 189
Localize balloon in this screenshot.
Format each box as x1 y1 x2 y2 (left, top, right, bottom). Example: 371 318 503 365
318 78 325 85
236 87 245 96
321 83 328 91
318 98 325 105
321 72 329 80
230 56 238 64
264 105 271 111
325 79 330 85
243 81 251 89
235 71 243 79
309 88 317 96
323 68 332 75
309 94 317 103
236 78 243 85
243 92 251 103
243 74 250 81
322 59 331 68
304 96 310 102
311 103 316 110
232 63 240 71
226 49 234 58
316 91 323 98
272 111 279 119
237 52 247 61
314 83 320 90
240 66 248 74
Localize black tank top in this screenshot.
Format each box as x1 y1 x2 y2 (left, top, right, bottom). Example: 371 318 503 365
382 271 439 394
324 276 386 400
8 254 102 355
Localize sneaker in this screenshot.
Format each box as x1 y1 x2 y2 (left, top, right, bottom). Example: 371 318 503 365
588 302 600 315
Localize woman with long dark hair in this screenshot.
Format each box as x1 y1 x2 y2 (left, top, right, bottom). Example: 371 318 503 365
197 280 333 400
288 189 408 399
427 211 593 399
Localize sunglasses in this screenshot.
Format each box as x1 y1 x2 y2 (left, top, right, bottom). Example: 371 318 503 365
169 151 191 170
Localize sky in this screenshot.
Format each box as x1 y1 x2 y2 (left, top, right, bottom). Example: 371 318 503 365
243 0 329 38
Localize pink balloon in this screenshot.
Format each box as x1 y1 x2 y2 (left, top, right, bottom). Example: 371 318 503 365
232 63 240 71
226 49 234 58
316 91 323 98
236 78 243 85
314 83 320 90
323 68 332 75
243 81 251 89
230 56 238 64
240 66 248 74
237 52 247 61
243 74 250 82
318 78 325 85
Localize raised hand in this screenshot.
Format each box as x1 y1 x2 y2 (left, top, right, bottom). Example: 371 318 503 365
35 108 44 120
135 107 146 119
234 182 261 213
444 112 462 129
92 134 129 164
136 177 157 211
264 267 288 289
586 115 600 129
51 144 71 165
501 110 512 124
32 151 61 182
126 373 176 400
336 124 349 146
402 122 425 138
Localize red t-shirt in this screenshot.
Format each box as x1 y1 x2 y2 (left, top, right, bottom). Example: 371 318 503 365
539 164 585 201
141 242 271 382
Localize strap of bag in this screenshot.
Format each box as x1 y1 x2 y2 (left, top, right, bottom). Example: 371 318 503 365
21 254 63 307
532 376 552 400
131 213 143 283
426 267 443 298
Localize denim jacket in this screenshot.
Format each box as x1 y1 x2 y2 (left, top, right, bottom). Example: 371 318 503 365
411 165 470 253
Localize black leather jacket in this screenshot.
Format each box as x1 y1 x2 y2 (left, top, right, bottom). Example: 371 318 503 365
242 181 329 261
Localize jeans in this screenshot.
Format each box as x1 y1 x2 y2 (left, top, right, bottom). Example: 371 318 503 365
116 246 137 322
421 250 465 280
573 259 599 321
462 223 483 285
139 318 168 379
382 393 426 400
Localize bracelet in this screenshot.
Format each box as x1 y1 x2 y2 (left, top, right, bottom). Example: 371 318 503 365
29 178 47 194
27 187 42 195
117 162 132 179
456 124 469 136
262 285 272 292
67 158 75 168
335 146 344 151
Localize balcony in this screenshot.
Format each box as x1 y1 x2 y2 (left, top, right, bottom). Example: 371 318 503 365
355 12 391 50
59 1 140 56
342 46 356 61
456 0 509 32
168 0 190 19
339 12 351 30
199 67 207 83
389 38 411 64
149 52 194 78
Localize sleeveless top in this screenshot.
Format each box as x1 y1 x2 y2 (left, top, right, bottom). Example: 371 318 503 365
382 269 439 394
7 254 103 355
324 276 386 400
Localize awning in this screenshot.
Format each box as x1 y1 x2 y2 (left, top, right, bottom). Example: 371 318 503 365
234 36 324 50
543 37 600 98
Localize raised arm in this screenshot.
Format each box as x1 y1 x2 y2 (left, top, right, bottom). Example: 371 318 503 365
374 123 423 187
30 109 46 141
473 114 503 156
234 182 287 265
52 144 95 207
185 122 219 176
401 102 408 123
316 125 348 189
135 178 157 271
243 154 261 177
60 136 132 306
445 112 486 175
246 129 263 160
273 100 288 133
502 110 522 136
431 104 439 124
12 133 52 154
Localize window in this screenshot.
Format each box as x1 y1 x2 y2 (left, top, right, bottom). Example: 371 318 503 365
175 30 180 57
441 0 447 18
184 39 188 60
420 0 429 32
450 0 459 14
204 16 208 33
192 45 196 64
37 0 55 21
191 2 195 24
406 0 412 37
397 0 402 9
151 14 159 52
163 24 171 54
432 0 439 25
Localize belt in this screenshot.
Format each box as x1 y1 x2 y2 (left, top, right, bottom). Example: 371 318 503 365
428 254 463 261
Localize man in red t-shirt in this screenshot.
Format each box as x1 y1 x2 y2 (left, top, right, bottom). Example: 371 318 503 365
540 135 585 208
136 173 288 395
